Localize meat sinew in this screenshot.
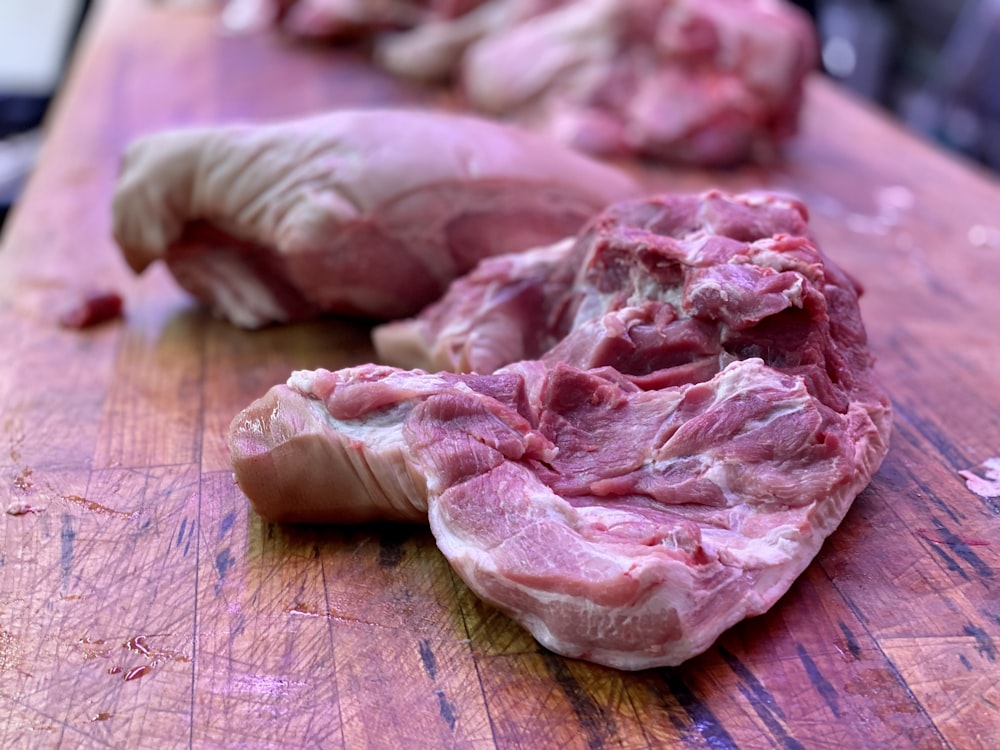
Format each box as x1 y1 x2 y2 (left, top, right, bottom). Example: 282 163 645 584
229 190 891 669
111 109 640 327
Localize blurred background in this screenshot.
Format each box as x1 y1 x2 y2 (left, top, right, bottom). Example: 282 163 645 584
1 0 998 232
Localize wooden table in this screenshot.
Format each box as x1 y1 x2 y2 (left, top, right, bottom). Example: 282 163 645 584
3 1 1000 747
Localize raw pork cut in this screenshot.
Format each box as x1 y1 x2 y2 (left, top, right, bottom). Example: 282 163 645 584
216 0 817 166
455 0 818 165
228 190 891 669
111 109 639 327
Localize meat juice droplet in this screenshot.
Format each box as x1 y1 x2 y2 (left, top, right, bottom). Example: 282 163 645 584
125 635 151 656
123 664 152 681
90 712 113 722
108 665 123 675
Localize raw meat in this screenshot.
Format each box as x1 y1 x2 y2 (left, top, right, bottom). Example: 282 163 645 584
111 109 639 327
228 190 891 669
58 290 125 329
217 0 816 166
373 237 577 374
454 0 819 165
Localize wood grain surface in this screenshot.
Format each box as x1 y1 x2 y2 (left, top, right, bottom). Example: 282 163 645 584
2 1 1000 748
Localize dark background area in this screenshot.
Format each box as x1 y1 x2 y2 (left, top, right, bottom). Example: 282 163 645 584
794 0 1000 172
1 0 998 232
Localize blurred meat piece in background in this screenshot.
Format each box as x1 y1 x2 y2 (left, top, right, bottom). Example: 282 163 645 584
221 0 819 167
798 0 1000 172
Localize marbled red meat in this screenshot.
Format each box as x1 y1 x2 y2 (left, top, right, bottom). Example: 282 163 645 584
229 190 891 669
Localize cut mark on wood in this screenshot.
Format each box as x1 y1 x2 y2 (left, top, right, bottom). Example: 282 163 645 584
893 402 973 477
6 430 137 522
875 439 964 526
434 688 458 732
541 650 615 750
284 602 398 631
6 430 137 523
719 648 785 720
927 544 972 582
836 621 862 660
418 638 437 680
60 514 76 594
659 669 738 750
219 511 237 539
920 517 994 580
963 624 998 662
286 602 324 617
719 647 805 750
215 548 236 585
916 528 990 547
176 516 195 556
795 644 840 718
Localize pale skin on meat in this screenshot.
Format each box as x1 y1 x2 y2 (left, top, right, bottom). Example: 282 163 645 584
229 379 432 524
112 108 641 327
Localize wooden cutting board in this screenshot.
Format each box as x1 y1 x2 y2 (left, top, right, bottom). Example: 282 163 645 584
2 1 1000 748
